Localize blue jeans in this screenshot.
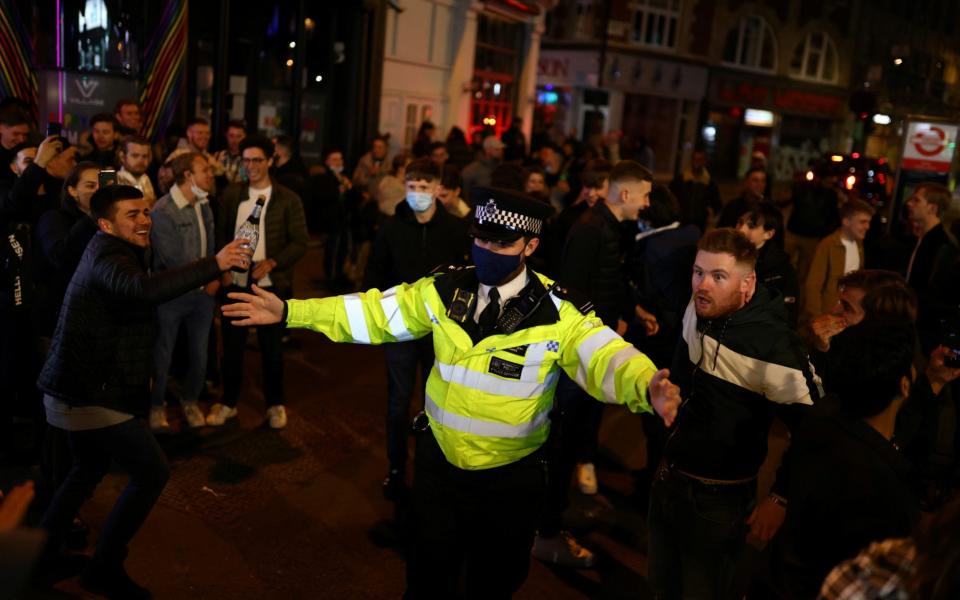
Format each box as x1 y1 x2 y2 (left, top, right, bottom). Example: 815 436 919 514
40 419 170 567
384 338 434 474
647 469 756 600
152 291 215 407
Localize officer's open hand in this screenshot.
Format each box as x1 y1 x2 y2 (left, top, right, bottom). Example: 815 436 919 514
649 369 681 427
222 284 284 326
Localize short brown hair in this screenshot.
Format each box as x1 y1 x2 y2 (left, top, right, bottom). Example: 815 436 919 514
609 160 653 187
171 151 202 185
915 182 952 217
404 157 440 182
697 228 758 270
840 198 876 219
838 269 917 323
120 135 150 154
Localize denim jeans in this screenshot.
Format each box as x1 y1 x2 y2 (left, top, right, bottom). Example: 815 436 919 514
647 470 756 600
384 338 434 474
152 291 215 407
40 419 170 567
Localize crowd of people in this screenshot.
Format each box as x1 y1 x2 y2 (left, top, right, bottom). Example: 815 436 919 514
2 95 960 600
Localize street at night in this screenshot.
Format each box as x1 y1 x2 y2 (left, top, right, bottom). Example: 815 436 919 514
2 0 960 598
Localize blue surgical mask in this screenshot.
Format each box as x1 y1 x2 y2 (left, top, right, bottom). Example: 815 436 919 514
406 191 434 212
472 243 523 285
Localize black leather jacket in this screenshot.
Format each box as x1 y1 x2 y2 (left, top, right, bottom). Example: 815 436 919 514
38 232 221 416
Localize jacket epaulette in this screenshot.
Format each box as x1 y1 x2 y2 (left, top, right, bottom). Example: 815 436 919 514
430 264 474 276
551 284 595 315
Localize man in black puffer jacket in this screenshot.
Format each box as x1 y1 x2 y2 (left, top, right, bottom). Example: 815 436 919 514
36 185 251 599
533 161 653 568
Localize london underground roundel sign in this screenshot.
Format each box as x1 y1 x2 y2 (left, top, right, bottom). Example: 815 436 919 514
902 122 958 172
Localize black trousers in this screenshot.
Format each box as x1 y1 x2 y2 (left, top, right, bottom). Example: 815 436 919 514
538 373 602 536
404 432 547 600
220 285 286 408
40 419 170 567
384 339 434 474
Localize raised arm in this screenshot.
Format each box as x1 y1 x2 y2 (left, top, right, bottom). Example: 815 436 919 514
223 276 437 345
553 295 680 424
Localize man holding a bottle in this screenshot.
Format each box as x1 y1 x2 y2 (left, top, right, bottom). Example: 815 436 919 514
209 135 308 429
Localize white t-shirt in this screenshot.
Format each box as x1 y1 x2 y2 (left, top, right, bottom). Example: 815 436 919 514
840 236 859 275
234 185 273 287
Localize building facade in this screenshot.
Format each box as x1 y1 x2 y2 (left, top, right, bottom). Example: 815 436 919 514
377 0 551 157
538 0 859 181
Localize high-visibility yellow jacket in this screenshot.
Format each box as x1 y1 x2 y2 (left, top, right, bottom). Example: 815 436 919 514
285 266 658 470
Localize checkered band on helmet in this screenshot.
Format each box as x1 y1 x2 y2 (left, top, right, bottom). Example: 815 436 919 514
475 199 543 235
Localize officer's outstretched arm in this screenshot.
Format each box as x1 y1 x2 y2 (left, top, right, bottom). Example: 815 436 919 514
227 278 435 344
554 299 658 414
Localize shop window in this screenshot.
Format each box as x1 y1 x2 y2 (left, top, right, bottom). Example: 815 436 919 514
630 0 681 49
471 14 523 138
722 15 777 73
789 32 839 84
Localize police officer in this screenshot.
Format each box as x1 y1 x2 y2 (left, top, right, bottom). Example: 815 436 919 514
222 187 682 599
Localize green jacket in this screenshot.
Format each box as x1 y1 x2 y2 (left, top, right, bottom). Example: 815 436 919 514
217 180 308 292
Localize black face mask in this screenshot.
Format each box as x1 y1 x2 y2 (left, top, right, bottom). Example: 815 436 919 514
472 243 523 285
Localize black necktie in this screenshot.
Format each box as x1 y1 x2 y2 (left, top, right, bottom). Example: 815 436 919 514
478 288 500 338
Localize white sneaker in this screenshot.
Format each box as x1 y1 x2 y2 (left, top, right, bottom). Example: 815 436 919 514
182 403 206 429
266 405 287 429
206 403 238 426
149 406 170 432
578 463 598 495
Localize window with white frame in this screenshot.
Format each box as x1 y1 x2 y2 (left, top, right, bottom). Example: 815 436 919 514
722 16 778 72
630 0 681 49
789 32 839 83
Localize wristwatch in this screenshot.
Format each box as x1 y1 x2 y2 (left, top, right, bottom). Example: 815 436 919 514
768 493 788 508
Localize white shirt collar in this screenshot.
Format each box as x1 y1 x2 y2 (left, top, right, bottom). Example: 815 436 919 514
170 184 208 210
479 266 529 305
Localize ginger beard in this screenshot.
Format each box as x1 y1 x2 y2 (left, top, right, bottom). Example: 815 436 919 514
692 251 755 319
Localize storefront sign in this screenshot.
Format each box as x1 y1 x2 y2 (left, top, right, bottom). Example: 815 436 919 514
538 50 707 100
38 70 138 143
713 75 844 117
901 121 958 172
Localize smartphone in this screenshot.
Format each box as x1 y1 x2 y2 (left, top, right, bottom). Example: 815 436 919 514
46 122 62 137
98 169 118 187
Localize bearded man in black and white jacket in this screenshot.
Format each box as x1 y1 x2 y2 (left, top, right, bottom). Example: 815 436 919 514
647 228 821 600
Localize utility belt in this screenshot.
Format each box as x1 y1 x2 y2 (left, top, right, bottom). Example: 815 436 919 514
655 460 757 492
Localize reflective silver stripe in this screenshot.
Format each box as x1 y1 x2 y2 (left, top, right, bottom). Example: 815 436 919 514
424 301 439 324
425 393 550 439
435 360 559 398
600 346 641 403
380 292 414 341
574 327 620 389
343 294 371 344
549 292 562 311
521 341 551 382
